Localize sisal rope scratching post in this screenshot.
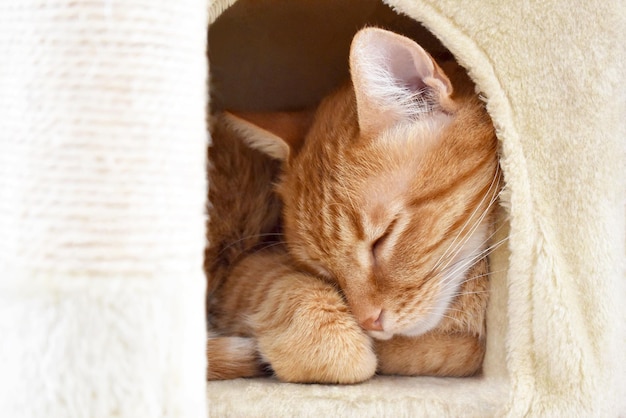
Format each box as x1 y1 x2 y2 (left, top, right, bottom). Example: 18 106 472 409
0 1 208 417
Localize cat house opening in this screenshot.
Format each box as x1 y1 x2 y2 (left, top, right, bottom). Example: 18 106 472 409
207 0 509 407
208 0 450 113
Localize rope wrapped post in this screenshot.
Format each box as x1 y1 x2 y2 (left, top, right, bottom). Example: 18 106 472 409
0 2 208 417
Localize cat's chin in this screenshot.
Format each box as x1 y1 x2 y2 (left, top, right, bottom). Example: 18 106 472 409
367 315 442 340
400 321 440 338
367 324 434 340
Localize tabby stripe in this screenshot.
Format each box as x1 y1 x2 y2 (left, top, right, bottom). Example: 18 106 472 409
349 205 366 241
250 268 277 313
321 180 333 251
330 211 342 249
228 276 248 327
409 154 495 207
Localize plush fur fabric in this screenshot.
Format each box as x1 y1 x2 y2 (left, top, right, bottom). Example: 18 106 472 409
208 0 625 417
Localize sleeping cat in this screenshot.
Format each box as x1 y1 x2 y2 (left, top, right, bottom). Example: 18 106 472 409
207 27 501 383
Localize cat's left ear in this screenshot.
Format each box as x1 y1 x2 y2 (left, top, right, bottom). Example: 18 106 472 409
220 110 314 161
350 28 456 137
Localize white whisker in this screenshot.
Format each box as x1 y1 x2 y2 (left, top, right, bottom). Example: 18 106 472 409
436 203 508 287
434 168 503 275
216 232 284 258
436 235 509 295
430 166 502 274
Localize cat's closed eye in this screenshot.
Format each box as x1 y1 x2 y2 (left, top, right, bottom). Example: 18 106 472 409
371 218 397 262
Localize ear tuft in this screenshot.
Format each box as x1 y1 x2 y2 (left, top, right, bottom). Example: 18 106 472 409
350 28 455 136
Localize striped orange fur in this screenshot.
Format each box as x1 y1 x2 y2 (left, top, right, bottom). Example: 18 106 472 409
207 28 501 383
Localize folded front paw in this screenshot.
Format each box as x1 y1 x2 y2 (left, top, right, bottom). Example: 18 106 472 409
255 277 377 384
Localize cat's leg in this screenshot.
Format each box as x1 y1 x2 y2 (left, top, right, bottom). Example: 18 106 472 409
374 332 485 377
214 250 377 384
207 334 266 380
253 271 377 384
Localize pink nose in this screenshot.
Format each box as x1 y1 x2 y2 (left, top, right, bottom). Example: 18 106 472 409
359 309 384 331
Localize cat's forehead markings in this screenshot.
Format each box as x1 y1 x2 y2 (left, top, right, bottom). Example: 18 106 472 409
359 169 409 210
375 113 452 150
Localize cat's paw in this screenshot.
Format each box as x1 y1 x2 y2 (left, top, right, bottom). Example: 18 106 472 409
255 276 377 384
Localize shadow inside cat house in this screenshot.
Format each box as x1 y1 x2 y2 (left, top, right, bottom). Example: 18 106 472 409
207 0 509 388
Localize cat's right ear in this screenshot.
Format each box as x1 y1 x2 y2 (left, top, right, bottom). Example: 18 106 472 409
349 28 456 137
221 110 315 161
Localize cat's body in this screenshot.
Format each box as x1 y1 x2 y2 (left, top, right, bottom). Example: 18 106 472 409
207 28 500 383
205 113 283 379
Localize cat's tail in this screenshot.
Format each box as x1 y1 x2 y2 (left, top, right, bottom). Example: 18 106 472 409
207 333 266 380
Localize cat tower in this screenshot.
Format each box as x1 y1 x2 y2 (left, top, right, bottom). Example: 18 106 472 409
1 0 624 417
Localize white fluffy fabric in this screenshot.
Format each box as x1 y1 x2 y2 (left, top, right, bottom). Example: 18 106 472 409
207 0 626 417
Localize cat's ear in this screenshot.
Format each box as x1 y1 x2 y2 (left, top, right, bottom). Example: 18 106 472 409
221 110 314 161
350 27 456 136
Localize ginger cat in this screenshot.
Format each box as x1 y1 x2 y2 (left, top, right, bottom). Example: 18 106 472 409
207 27 501 383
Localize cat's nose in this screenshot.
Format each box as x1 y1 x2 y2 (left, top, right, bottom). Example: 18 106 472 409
359 309 384 331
